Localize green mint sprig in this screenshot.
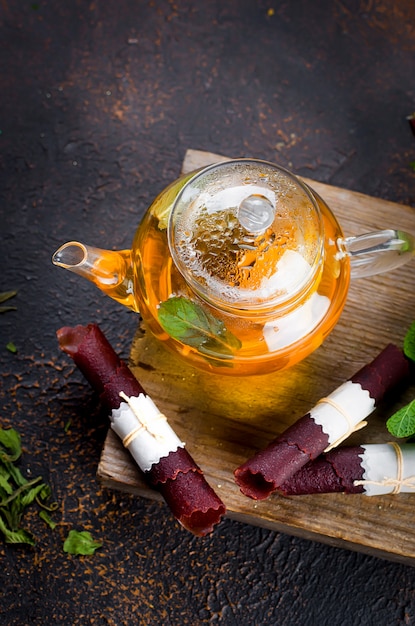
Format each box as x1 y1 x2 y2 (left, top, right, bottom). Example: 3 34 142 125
0 427 57 545
386 322 415 438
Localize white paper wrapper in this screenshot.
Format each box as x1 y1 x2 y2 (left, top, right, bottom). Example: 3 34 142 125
110 393 185 472
310 380 375 450
357 444 415 496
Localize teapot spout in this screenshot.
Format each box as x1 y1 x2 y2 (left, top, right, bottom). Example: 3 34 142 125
52 241 138 311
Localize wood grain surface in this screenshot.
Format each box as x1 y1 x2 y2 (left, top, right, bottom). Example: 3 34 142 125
98 149 415 565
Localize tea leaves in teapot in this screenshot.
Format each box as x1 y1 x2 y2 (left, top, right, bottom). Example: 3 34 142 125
158 296 242 360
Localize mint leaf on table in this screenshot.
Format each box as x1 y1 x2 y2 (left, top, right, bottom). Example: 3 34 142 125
63 530 102 555
158 296 242 359
384 322 415 438
39 510 57 530
18 480 47 508
1 477 45 534
403 321 415 363
37 483 58 511
386 400 415 438
0 515 35 546
0 290 17 313
0 427 21 462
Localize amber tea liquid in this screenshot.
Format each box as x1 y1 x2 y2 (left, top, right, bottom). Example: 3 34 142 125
132 178 350 376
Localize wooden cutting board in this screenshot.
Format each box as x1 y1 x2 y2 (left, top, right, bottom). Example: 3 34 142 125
98 149 415 565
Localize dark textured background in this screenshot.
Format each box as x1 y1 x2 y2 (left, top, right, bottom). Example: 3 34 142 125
1 1 415 624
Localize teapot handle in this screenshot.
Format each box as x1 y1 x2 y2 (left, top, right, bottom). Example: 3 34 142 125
338 229 414 278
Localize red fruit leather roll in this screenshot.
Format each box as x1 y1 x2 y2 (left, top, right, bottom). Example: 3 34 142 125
56 323 127 395
278 446 366 495
234 344 409 500
57 323 226 536
146 448 227 536
280 443 415 497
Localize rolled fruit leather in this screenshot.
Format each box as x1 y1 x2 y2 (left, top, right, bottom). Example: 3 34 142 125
57 323 226 537
279 443 415 497
234 344 410 500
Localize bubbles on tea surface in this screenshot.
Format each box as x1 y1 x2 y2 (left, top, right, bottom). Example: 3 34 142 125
170 163 322 308
174 201 307 305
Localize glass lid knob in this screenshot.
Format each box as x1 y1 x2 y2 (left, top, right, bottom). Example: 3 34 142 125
238 194 276 234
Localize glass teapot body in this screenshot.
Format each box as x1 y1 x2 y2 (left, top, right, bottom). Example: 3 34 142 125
131 160 350 376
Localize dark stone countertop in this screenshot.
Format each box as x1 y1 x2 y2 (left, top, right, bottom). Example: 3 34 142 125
1 1 415 624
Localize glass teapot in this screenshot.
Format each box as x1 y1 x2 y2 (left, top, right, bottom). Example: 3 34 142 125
52 159 414 376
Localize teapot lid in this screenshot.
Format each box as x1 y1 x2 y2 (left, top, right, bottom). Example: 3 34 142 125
168 159 324 313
